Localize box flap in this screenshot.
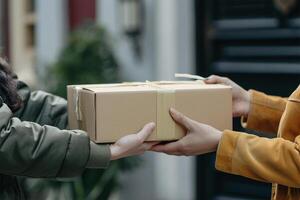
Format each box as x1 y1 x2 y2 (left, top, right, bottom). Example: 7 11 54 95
68 82 231 93
67 86 97 141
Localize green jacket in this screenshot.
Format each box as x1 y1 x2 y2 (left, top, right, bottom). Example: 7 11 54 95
0 80 110 178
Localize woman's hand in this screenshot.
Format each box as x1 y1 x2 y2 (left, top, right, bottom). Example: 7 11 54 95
110 123 158 160
205 75 250 118
150 108 222 156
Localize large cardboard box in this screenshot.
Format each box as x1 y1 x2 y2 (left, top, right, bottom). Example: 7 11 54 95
67 81 232 143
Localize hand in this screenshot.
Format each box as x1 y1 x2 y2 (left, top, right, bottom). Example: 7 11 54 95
110 122 158 160
205 75 250 118
150 108 222 156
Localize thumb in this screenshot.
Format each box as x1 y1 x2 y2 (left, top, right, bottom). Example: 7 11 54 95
169 108 193 130
137 122 156 141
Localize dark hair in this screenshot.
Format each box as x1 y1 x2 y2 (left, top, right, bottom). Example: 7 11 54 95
0 57 25 199
0 57 22 112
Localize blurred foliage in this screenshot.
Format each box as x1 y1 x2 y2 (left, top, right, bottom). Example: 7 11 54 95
24 23 142 200
51 22 119 97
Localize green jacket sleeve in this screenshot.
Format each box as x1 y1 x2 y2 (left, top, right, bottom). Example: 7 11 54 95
0 80 110 178
14 80 111 169
0 101 90 178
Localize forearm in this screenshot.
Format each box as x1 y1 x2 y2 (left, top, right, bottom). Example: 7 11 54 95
241 90 287 134
0 104 110 178
216 130 300 187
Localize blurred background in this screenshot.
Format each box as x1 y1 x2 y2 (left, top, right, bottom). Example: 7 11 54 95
0 0 300 200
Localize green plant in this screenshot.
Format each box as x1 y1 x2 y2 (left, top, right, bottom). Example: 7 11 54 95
25 23 142 200
51 23 119 97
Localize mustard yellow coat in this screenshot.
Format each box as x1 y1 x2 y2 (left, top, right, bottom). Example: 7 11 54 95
216 85 300 200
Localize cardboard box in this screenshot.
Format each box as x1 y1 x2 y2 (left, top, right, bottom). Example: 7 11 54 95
67 81 232 143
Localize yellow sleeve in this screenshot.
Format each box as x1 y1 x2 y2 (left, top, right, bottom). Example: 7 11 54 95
216 130 300 188
241 90 287 134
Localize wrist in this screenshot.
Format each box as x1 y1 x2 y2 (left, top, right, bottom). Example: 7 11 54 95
87 142 111 168
212 129 222 152
215 130 222 149
109 144 119 160
242 91 251 117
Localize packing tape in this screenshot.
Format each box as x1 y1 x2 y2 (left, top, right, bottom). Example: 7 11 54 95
156 89 175 140
74 86 82 121
71 80 204 89
72 73 203 138
175 73 206 81
143 81 176 139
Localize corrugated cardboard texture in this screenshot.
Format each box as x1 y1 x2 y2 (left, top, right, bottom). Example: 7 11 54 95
67 82 232 143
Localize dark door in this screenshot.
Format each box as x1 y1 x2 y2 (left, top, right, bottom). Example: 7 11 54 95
195 0 300 199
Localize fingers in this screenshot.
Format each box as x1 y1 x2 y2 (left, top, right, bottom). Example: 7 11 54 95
150 141 181 154
140 142 160 151
133 142 161 156
169 108 193 130
204 75 230 85
137 122 156 142
147 141 160 146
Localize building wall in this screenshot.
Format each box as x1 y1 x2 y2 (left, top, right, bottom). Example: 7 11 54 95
98 0 195 81
6 0 68 88
9 0 37 86
97 0 196 199
97 0 156 81
35 0 68 89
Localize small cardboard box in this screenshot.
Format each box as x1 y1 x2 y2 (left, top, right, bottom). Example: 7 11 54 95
67 81 232 143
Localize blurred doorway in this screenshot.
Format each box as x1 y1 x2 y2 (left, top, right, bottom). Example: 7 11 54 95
195 0 300 199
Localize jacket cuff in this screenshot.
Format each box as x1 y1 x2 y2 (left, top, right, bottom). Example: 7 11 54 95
241 90 285 133
86 142 111 169
57 130 90 177
215 130 240 173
